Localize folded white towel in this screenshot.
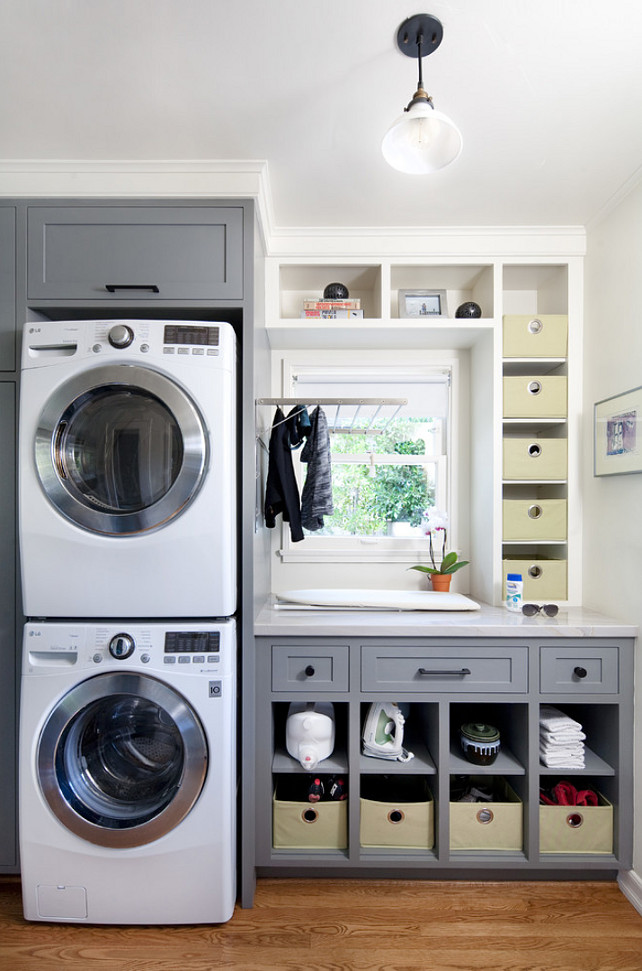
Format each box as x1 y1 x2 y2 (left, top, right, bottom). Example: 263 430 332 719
540 753 585 768
540 728 586 743
539 705 583 733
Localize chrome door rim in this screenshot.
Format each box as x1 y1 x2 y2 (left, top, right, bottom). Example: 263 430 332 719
34 364 208 535
37 672 208 848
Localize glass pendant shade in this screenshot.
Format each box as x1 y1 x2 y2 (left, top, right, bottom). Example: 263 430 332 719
382 99 463 174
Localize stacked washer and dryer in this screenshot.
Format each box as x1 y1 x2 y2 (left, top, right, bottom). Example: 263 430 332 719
18 319 238 924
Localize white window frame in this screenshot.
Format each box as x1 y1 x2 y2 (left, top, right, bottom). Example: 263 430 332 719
275 351 461 564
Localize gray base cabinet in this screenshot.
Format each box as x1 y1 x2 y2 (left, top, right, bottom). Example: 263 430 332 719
255 635 633 880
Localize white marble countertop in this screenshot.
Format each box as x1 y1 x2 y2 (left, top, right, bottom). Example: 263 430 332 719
254 598 638 639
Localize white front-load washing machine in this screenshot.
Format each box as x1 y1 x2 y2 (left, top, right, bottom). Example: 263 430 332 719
19 319 236 618
19 619 236 924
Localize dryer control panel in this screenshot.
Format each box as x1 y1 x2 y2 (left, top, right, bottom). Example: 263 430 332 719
23 621 234 678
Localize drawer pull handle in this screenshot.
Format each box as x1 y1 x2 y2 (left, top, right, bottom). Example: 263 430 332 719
417 667 471 677
105 284 160 293
573 666 588 679
304 665 316 677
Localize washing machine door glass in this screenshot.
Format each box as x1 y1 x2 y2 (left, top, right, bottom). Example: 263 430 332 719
37 673 208 848
35 364 208 535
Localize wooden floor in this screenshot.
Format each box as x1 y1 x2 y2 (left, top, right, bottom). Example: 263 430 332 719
1 876 641 971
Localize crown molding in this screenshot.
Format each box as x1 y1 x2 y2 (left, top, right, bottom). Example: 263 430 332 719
0 158 275 246
0 159 587 257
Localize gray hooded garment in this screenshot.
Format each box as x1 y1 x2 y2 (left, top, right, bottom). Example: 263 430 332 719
300 406 334 531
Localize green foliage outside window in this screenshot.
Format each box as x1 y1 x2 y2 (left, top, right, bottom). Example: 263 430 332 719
308 419 437 536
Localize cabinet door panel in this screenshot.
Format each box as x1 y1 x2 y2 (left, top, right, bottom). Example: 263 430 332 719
0 208 15 371
27 207 243 300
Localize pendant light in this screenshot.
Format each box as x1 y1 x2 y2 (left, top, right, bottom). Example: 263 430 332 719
382 14 463 174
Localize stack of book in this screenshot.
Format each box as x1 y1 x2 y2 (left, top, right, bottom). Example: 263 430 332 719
300 298 363 319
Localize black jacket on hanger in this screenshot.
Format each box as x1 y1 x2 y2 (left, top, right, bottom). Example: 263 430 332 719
264 407 304 543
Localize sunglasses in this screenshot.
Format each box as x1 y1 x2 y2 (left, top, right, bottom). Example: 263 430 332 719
522 603 559 617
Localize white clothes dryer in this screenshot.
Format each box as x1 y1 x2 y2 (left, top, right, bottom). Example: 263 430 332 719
19 619 236 924
19 319 236 618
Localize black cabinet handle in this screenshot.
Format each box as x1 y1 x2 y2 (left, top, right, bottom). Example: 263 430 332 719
573 666 588 679
417 667 471 677
304 665 315 677
105 284 160 293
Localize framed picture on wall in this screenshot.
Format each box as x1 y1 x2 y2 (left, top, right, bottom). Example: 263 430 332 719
594 385 642 476
399 289 448 319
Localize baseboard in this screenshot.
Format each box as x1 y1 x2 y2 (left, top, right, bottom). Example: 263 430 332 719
618 869 642 916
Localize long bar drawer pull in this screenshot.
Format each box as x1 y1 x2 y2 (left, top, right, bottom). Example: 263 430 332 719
105 284 160 293
417 667 472 677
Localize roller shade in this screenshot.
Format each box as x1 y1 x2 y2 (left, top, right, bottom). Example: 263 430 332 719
291 367 450 418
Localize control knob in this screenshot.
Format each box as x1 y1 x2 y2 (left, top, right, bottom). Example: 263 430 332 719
108 324 134 349
109 633 135 660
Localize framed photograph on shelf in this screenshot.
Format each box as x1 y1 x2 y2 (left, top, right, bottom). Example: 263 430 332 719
594 385 642 476
399 289 448 319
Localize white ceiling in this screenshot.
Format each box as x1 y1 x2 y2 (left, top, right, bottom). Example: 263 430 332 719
1 0 642 230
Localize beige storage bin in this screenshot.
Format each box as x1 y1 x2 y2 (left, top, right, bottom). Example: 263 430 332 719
503 375 567 419
503 314 568 358
503 499 567 542
502 558 567 601
540 793 612 854
450 778 523 851
273 784 347 850
503 438 567 480
360 778 434 849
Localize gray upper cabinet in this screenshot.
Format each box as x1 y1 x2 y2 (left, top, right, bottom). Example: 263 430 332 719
27 206 243 301
0 208 16 371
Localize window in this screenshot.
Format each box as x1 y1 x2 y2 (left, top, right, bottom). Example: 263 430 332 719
278 359 455 562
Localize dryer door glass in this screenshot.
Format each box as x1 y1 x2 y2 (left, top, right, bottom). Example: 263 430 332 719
37 673 208 848
35 365 208 535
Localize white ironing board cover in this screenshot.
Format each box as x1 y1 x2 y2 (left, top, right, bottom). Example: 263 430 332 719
276 588 480 611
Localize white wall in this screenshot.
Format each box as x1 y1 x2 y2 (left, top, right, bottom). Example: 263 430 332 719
584 180 642 877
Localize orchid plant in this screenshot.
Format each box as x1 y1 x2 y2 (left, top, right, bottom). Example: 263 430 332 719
408 509 470 577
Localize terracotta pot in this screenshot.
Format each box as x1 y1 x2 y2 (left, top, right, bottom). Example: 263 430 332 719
430 573 452 592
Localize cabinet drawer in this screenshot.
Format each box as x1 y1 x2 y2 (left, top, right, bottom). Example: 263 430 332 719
503 375 567 419
502 558 567 601
361 645 528 693
503 314 568 358
27 206 243 300
272 645 349 691
540 646 619 693
503 438 567 480
503 499 567 542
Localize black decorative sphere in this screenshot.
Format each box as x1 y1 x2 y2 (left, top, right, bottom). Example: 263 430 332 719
323 282 349 299
455 301 482 318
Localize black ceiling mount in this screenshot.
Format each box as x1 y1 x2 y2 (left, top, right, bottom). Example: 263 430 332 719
395 14 443 58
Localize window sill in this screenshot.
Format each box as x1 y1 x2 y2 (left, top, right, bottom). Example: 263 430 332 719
279 547 430 564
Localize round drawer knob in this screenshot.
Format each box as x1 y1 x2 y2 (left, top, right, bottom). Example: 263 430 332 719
304 665 315 677
573 666 588 679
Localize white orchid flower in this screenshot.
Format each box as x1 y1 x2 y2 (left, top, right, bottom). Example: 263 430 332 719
423 508 449 533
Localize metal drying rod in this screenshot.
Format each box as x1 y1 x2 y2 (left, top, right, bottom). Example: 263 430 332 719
255 397 408 434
